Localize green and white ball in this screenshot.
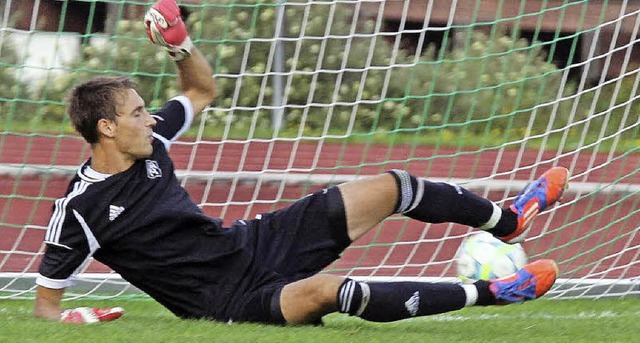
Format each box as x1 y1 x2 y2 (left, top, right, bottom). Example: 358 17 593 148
455 231 528 282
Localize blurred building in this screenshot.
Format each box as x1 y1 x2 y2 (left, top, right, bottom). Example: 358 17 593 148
361 0 640 83
2 0 639 83
0 0 198 82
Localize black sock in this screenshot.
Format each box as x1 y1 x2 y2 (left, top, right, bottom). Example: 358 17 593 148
337 279 365 315
386 169 518 236
473 280 497 306
337 279 467 322
387 169 492 226
487 208 518 237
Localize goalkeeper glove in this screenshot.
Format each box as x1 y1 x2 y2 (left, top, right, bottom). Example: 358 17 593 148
144 0 193 61
60 307 124 324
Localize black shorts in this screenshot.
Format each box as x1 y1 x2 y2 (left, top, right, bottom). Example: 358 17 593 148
225 186 351 324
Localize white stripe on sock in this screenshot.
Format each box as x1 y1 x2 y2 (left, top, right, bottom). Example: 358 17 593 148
345 281 354 313
339 280 355 313
392 170 413 213
479 202 502 230
404 177 425 214
462 284 479 307
355 282 370 316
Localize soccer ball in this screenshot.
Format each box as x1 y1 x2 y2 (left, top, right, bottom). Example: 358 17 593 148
455 231 528 282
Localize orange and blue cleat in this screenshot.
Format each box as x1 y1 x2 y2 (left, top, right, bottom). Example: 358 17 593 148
500 166 570 243
489 259 559 303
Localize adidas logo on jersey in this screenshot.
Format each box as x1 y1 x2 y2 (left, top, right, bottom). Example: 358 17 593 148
109 205 125 221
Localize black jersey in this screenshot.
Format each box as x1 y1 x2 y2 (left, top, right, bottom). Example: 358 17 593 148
36 96 254 319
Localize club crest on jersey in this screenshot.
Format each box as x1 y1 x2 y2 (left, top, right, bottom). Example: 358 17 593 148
145 160 162 179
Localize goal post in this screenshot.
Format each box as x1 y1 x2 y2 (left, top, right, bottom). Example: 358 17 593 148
1 0 638 300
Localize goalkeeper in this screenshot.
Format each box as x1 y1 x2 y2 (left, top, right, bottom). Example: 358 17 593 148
33 0 569 325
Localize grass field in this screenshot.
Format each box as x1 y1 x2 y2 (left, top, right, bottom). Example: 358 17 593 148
1 297 638 342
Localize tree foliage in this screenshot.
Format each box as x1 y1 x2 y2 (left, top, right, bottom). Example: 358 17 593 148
2 0 636 143
0 35 39 128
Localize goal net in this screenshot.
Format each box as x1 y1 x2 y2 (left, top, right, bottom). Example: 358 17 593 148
1 0 638 300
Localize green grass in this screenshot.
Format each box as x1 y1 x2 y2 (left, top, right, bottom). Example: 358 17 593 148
2 297 638 342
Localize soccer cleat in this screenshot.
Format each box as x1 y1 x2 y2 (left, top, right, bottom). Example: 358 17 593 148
489 259 558 304
500 166 570 243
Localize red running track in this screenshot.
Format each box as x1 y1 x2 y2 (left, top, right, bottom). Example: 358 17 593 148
1 135 638 279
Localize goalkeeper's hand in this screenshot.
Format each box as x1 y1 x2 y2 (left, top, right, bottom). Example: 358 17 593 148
144 0 193 61
60 307 124 324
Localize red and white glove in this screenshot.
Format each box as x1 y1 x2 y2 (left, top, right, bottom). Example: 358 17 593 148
144 0 193 61
60 307 124 324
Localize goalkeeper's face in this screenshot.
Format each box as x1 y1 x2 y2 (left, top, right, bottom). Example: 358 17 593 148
112 89 157 160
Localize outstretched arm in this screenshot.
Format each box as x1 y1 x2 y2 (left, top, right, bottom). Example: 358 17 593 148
175 48 216 116
34 285 124 324
145 0 216 115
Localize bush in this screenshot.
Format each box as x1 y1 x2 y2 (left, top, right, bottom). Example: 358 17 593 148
0 35 40 128
23 0 633 145
186 1 574 137
33 20 180 125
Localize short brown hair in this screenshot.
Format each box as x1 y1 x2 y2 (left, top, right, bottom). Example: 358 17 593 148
67 76 138 144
